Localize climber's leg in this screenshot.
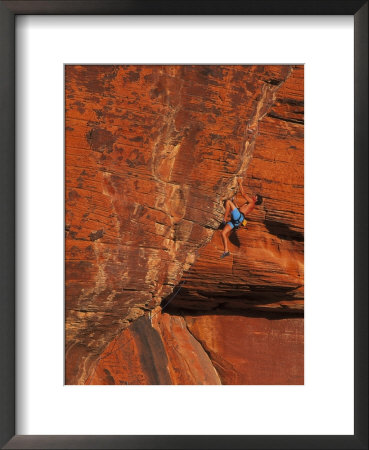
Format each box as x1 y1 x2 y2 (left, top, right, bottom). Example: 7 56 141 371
221 223 233 257
224 199 237 221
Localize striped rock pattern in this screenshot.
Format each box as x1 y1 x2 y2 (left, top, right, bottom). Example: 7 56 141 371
65 65 303 384
87 310 303 385
170 66 304 313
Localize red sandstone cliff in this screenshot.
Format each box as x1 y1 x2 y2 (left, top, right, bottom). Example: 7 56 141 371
86 311 303 385
65 65 304 385
171 67 304 314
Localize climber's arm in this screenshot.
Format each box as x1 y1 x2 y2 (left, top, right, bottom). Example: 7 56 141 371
237 178 253 203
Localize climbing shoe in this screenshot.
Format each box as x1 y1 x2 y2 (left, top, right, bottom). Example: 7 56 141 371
220 251 230 259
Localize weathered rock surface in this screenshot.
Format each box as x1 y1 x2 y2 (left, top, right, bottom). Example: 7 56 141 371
169 66 304 313
86 311 303 385
85 315 172 385
184 313 304 384
65 65 303 384
86 312 221 385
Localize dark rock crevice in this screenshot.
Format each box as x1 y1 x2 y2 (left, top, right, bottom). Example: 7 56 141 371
179 313 223 384
130 316 172 385
264 219 304 242
267 112 304 125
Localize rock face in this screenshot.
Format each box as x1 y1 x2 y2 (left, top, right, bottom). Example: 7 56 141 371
86 312 221 385
65 65 304 385
184 313 304 385
87 311 303 385
170 66 304 313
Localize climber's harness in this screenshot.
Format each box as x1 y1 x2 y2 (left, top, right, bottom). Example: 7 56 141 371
231 196 250 229
231 210 247 229
232 217 247 229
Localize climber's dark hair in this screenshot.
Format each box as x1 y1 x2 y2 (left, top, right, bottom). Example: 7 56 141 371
255 194 263 205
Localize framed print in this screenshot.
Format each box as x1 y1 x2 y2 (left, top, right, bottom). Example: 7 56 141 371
1 1 367 449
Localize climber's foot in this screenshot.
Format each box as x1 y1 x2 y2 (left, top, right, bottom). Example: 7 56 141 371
220 251 230 259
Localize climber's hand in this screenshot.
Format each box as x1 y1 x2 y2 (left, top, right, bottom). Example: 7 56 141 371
237 177 246 197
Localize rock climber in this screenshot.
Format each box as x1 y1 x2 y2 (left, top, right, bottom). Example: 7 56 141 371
220 178 263 259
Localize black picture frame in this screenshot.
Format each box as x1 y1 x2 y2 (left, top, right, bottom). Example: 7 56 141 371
0 1 367 449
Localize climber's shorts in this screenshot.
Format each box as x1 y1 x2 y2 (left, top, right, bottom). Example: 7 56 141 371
227 208 244 230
